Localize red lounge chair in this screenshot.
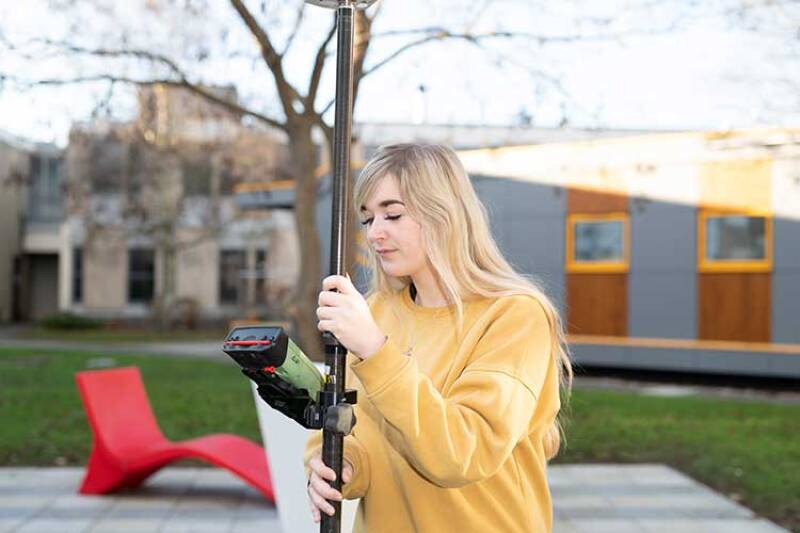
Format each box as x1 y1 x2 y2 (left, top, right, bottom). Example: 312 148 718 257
75 366 274 502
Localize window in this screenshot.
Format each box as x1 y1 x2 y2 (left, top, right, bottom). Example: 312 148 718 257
566 213 629 273
181 154 212 196
90 138 127 193
255 249 268 305
72 248 82 304
698 211 772 272
27 154 64 223
219 250 246 304
128 249 155 303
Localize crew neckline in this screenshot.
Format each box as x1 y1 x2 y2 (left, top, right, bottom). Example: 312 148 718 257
400 284 458 316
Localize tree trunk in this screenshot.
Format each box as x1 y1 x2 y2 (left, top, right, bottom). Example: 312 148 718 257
288 119 324 358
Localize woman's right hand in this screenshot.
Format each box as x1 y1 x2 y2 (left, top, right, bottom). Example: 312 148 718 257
307 454 354 523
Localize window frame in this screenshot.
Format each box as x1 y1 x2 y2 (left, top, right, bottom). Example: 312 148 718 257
566 212 630 274
697 209 773 273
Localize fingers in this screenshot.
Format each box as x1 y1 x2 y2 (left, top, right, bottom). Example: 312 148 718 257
318 290 345 307
308 478 337 517
316 305 334 320
309 495 321 523
306 455 354 521
309 455 337 483
307 456 342 519
322 274 354 293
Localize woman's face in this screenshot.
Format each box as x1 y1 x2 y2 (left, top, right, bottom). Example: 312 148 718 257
360 175 428 279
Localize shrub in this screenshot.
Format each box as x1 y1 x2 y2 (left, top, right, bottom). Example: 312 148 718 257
41 312 105 330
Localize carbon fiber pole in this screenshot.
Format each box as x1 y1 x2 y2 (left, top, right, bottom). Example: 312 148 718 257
321 2 354 533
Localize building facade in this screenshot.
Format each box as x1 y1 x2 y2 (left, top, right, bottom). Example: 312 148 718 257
0 85 299 325
456 128 800 377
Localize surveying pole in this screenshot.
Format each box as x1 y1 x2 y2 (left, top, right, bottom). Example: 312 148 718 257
304 1 378 532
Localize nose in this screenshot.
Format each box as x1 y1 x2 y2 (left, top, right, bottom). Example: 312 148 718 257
366 218 386 244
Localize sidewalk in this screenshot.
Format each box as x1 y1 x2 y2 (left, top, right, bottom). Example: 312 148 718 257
0 338 224 360
0 464 788 533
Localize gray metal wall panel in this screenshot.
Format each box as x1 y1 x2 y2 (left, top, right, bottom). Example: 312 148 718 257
628 199 696 339
473 176 565 218
630 199 696 271
772 217 800 343
475 177 566 314
628 273 696 338
316 190 333 280
772 272 800 343
773 217 800 268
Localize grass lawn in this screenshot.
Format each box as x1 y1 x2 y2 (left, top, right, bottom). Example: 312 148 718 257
556 388 800 531
1 347 798 531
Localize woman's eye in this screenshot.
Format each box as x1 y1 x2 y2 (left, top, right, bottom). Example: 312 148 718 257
359 218 374 226
385 214 402 221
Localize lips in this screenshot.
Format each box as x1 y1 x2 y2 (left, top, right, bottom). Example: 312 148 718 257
376 249 397 255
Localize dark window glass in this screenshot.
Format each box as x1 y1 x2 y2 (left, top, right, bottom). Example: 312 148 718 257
182 155 212 196
574 220 625 262
705 216 766 261
72 248 82 303
128 249 155 303
219 250 245 304
89 138 127 193
255 249 267 305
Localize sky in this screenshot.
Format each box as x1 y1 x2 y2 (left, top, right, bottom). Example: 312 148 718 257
1 0 798 147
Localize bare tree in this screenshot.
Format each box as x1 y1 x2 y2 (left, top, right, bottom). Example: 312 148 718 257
2 0 691 352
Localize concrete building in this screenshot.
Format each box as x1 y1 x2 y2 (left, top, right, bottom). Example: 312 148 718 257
0 131 64 322
0 85 298 325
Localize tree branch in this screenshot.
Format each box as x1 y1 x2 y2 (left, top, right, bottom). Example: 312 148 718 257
320 31 443 117
281 2 306 57
8 74 286 131
33 39 186 77
229 0 303 120
368 25 683 45
307 20 337 112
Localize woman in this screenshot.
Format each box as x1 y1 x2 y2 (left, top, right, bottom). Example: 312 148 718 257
305 143 572 532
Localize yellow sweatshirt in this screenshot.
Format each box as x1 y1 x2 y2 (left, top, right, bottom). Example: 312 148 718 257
305 286 561 533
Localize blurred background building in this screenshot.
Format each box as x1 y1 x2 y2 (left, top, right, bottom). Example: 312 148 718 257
2 85 799 379
1 85 297 326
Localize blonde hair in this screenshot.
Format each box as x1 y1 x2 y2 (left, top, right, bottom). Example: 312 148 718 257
354 143 573 459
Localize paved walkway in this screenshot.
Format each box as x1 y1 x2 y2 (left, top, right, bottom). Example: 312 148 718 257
0 464 787 533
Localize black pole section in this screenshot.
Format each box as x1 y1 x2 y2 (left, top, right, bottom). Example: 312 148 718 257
321 2 354 533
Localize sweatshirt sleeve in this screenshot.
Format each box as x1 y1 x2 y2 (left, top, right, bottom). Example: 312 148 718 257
304 429 371 499
350 296 551 489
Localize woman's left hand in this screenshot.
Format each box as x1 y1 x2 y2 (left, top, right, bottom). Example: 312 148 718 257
317 275 386 360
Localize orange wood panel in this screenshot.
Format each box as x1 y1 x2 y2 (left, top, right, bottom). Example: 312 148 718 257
566 273 628 336
698 273 771 342
567 188 628 214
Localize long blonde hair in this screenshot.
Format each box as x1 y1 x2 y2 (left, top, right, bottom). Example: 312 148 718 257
354 143 572 459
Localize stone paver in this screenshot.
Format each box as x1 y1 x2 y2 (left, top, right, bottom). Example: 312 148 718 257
0 465 788 532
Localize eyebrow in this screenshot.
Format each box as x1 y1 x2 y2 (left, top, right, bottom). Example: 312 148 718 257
360 199 405 212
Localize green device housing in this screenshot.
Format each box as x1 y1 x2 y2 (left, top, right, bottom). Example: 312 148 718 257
222 325 325 427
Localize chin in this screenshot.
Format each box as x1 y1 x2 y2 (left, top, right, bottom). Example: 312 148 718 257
378 261 410 278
